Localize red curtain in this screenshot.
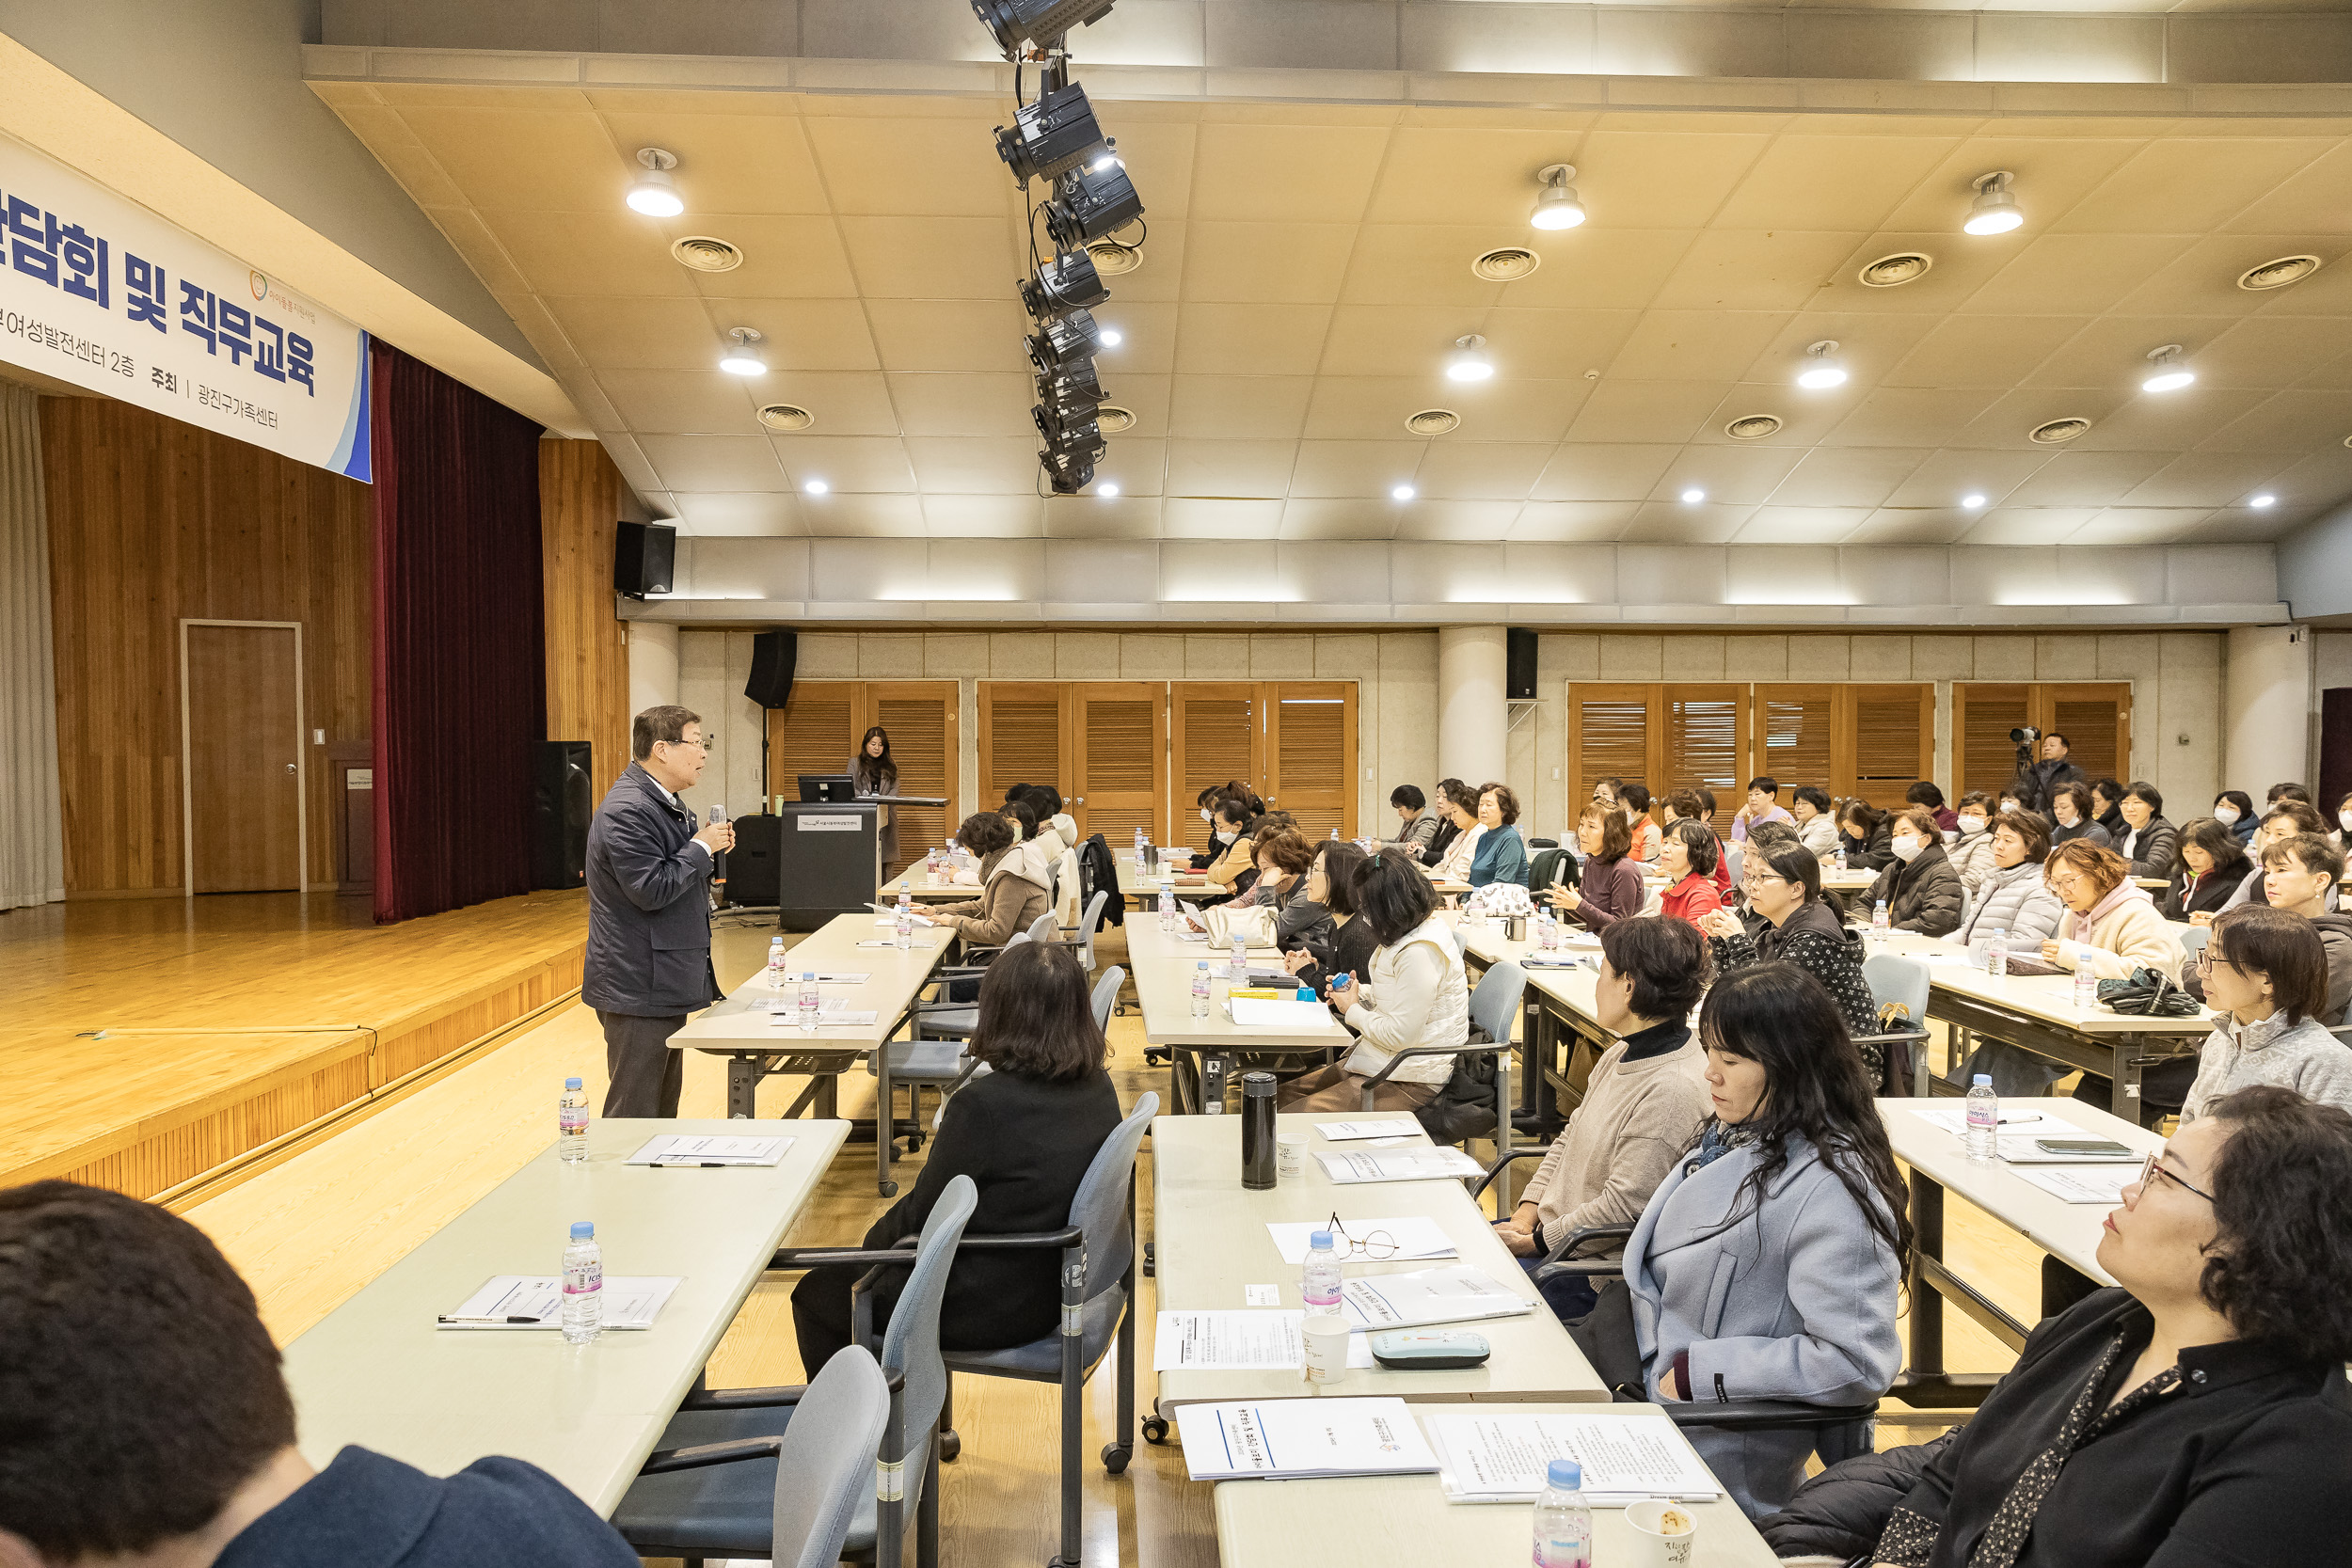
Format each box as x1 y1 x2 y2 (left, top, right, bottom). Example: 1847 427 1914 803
369 339 546 924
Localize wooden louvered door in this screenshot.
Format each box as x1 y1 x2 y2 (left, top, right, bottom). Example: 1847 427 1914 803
1752 685 1834 804
1173 683 1261 847
1071 683 1168 849
2043 685 2131 784
1954 683 2035 802
861 682 957 880
1263 683 1357 840
767 682 856 812
1848 684 1934 811
1661 685 1747 834
1567 684 1656 812
978 682 1064 812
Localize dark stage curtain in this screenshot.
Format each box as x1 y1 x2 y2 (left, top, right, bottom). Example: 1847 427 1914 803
369 339 545 924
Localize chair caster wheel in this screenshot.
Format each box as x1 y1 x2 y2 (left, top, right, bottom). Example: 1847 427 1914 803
907 1133 926 1153
940 1429 961 1462
1101 1442 1131 1474
1142 1242 1154 1278
879 1180 898 1197
1140 1416 1168 1445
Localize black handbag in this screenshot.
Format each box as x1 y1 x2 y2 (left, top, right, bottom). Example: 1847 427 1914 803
2096 965 2201 1018
1565 1280 1649 1401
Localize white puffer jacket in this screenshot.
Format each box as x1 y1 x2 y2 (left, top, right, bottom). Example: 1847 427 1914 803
1340 915 1470 1087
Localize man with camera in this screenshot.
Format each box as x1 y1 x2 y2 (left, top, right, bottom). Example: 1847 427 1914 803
2017 727 2086 817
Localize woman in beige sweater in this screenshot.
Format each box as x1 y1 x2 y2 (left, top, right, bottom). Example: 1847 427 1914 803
2038 838 2184 981
1495 916 1713 1321
925 810 1052 949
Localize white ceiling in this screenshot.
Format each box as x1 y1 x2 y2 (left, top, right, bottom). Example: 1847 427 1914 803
316 83 2352 546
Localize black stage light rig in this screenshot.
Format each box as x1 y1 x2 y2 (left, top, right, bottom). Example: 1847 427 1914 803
971 0 1115 55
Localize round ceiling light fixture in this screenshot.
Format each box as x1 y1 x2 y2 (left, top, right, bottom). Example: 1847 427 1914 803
1795 341 1848 389
1471 246 1541 282
1099 481 1120 498
2030 417 2092 444
1444 334 1494 383
1724 414 1783 440
1963 170 2024 235
1962 493 1988 510
627 148 685 216
2238 255 2320 292
757 403 814 432
1406 408 1461 436
717 326 767 376
1095 404 1136 434
671 236 743 273
1391 483 1417 501
1679 487 1706 504
803 478 829 496
1858 252 1933 288
1529 164 1586 230
2249 493 2276 509
1086 238 1143 276
1097 325 1123 348
2141 344 2195 393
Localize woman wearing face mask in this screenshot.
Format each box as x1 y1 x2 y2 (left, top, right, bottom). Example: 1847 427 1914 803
2162 816 2249 923
2048 782 2111 849
1859 807 1963 937
1943 812 2074 1097
1697 843 1881 1077
2334 790 2352 850
2114 782 2179 882
1995 781 2030 818
1198 796 1260 901
1944 792 1999 895
1551 803 1645 931
1655 818 1726 927
2211 800 2331 917
1788 785 1838 861
2212 789 2257 847
1766 1087 2352 1568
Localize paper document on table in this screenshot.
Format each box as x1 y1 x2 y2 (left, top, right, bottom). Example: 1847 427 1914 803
1265 1216 1457 1264
2014 1165 2137 1204
1424 1412 1724 1505
771 1009 880 1028
1314 1119 1423 1142
627 1134 790 1166
1317 1147 1486 1184
1227 997 1335 1028
1177 1397 1439 1481
855 939 936 949
1152 1310 1374 1370
440 1275 680 1330
1340 1265 1534 1330
1909 1105 2080 1139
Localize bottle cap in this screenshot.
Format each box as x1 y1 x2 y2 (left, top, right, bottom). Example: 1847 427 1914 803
570 1221 595 1240
1974 1074 1993 1086
1310 1229 1333 1249
1242 1071 1276 1095
804 972 817 979
1197 959 1208 969
564 1076 582 1090
1547 1458 1582 1490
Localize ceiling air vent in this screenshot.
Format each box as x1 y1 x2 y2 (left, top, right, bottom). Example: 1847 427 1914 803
2239 254 2320 291
1858 252 1932 288
1471 246 1541 282
1724 414 1782 440
1096 404 1136 434
1406 409 1461 436
671 236 744 273
757 404 815 432
2029 417 2091 445
1087 239 1143 276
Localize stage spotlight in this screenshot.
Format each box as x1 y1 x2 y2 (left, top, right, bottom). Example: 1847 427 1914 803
972 0 1117 57
1036 360 1104 405
995 82 1108 182
717 327 766 376
1026 309 1103 373
1033 401 1103 448
1019 248 1109 322
1044 151 1144 248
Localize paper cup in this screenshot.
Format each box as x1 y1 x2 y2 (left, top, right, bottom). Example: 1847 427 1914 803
1277 1136 1306 1179
1301 1312 1350 1385
1624 1498 1697 1568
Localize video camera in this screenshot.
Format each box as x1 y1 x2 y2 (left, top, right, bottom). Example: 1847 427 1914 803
2010 724 2041 774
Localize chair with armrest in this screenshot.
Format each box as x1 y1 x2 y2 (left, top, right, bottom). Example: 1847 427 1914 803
1357 959 1525 1157
614 1177 977 1568
1860 951 1933 1098
935 1092 1157 1568
1047 889 1112 974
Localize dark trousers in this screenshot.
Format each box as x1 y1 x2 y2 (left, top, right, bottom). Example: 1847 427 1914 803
598 1009 686 1118
791 1265 866 1374
1519 1254 1600 1323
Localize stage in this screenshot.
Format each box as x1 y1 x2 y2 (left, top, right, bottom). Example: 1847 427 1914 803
0 890 589 1199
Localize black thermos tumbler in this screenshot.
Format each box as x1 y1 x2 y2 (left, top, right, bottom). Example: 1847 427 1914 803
1241 1071 1277 1190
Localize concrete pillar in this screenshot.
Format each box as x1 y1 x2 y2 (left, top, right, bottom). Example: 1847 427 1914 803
628 620 681 715
2224 626 2312 794
1438 626 1508 788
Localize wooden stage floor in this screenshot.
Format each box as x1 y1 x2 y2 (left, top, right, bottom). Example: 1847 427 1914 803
0 889 590 1199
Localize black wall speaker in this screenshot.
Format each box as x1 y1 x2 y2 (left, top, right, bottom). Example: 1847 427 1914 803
1506 626 1537 702
726 814 783 907
746 629 798 709
613 521 675 599
531 740 593 890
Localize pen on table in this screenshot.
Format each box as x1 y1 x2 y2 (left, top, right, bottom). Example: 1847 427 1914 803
657 1161 732 1168
438 1314 543 1324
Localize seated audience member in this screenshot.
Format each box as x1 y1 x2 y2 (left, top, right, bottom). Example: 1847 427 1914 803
1000 797 1039 846
1946 813 2073 1097
1995 779 2031 818
1496 919 1713 1320
1768 1087 2352 1568
1188 786 1237 868
1199 796 1260 895
1656 818 1726 927
1468 782 1530 890
1386 784 1438 859
2245 835 2352 1022
1861 807 1964 937
2213 800 2331 916
2267 781 2312 806
1421 776 1467 864
2090 775 2126 837
2335 789 2352 847
2213 788 2258 846
1246 827 1330 951
1283 840 1376 998
2114 781 2180 881
1620 782 1661 863
0 1183 643 1568
2048 781 2111 849
1581 964 1908 1518
927 810 1050 948
1730 775 1793 842
1945 793 1998 894
1278 849 1470 1113
1788 784 1838 860
1837 800 1894 870
1589 774 1624 811
1663 786 1733 895
1551 803 1645 931
1698 843 1880 1075
2163 816 2250 922
1428 783 1486 883
2041 838 2182 981
2179 907 2352 1120
795 942 1119 1369
1905 780 1958 835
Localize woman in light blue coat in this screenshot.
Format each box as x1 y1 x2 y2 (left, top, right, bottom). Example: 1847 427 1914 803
1620 961 1912 1517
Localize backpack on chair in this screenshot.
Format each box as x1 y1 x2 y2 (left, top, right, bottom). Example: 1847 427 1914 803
1413 1025 1501 1146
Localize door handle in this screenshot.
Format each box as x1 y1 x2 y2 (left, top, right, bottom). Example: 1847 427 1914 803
284 763 297 775
1073 797 1085 804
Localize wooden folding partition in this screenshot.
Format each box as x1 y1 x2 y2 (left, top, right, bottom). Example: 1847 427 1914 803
1954 682 2130 801
1263 682 1358 840
766 680 959 879
1565 683 1749 833
978 681 1173 847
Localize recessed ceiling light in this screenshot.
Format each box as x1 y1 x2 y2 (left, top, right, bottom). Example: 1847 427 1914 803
1680 487 1706 504
2249 493 2276 508
1858 253 1933 288
803 478 829 496
1962 493 1988 509
1098 325 1123 348
1391 483 1416 500
1530 164 1586 230
1099 481 1120 498
1444 335 1493 382
1964 170 2023 235
717 326 766 376
2238 256 2319 292
627 148 684 216
2141 344 2195 393
1796 341 1847 389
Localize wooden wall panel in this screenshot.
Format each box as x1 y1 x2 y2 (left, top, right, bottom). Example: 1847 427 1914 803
41 397 373 894
538 440 631 807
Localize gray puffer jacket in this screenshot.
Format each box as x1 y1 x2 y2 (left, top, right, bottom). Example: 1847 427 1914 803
1950 859 2065 950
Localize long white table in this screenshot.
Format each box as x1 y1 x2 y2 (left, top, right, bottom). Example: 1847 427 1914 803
1149 1113 1606 1419
669 911 952 1195
282 1116 848 1513
1212 1402 1777 1568
1123 915 1355 1113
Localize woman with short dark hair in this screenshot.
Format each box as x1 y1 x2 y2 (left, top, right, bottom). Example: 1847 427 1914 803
2116 780 2179 881
1620 782 1661 863
1789 784 1838 861
1277 848 1469 1113
2090 775 2126 836
1200 795 1259 896
1428 782 1486 883
1700 842 1881 1074
926 809 1050 948
1656 817 1724 927
2179 906 2352 1119
1468 781 1529 890
1861 806 1964 937
1283 839 1376 997
2213 787 2258 846
1551 802 1644 931
1386 783 1439 860
1249 826 1331 951
1837 800 1894 871
2165 816 2251 921
790 942 1121 1369
2049 780 2111 849
2040 838 2182 980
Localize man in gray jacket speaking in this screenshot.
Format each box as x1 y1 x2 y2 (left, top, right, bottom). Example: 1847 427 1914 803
582 705 732 1117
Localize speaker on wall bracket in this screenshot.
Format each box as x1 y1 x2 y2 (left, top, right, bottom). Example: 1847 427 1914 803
745 628 799 812
1506 626 1537 702
614 521 675 599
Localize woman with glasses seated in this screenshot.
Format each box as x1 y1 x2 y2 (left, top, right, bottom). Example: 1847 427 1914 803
1767 1086 2352 1568
2038 839 2183 982
1696 842 1881 1078
2178 906 2352 1120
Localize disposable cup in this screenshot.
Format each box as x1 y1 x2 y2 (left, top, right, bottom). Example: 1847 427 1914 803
1301 1312 1350 1385
1623 1497 1697 1568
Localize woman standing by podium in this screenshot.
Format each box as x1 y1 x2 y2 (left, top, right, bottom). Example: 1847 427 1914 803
851 725 898 868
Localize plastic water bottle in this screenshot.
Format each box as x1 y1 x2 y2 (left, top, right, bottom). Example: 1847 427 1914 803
1965 1074 1999 1164
1533 1459 1594 1568
1987 929 2008 979
1835 844 1848 872
1192 960 1210 1018
766 936 787 990
1871 898 1890 938
562 1220 602 1344
895 891 913 951
1328 827 1339 840
1159 879 1176 932
1302 1230 1343 1318
1536 908 1559 952
2074 961 2099 1012
1135 826 1147 862
1230 932 1248 979
926 846 942 885
558 1076 589 1164
799 972 819 1033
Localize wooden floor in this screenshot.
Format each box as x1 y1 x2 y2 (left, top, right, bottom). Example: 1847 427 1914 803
177 910 2044 1568
0 889 590 1197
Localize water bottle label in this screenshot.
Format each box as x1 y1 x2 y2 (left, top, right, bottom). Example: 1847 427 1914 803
1534 1532 1592 1568
564 1260 602 1295
559 1107 587 1135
